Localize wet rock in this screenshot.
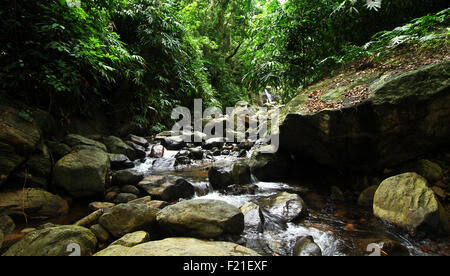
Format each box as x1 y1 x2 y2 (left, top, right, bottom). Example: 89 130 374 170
280 61 450 172
65 134 107 152
249 145 289 181
373 172 450 234
208 160 234 189
114 193 138 204
138 175 195 202
357 185 378 207
20 142 52 189
110 231 150 247
3 225 97 256
232 161 252 185
212 147 221 156
0 215 15 236
188 147 204 160
111 170 144 187
108 154 134 170
145 200 169 210
127 134 149 148
125 141 146 159
293 236 322 256
203 137 226 150
240 202 263 233
98 203 159 238
0 188 68 220
161 136 185 150
222 184 258 196
103 136 136 160
120 185 141 196
256 192 307 223
175 156 191 166
53 147 110 198
95 237 259 256
221 149 230 155
89 224 111 243
89 202 115 212
149 144 165 158
239 140 254 150
104 191 118 202
156 199 244 239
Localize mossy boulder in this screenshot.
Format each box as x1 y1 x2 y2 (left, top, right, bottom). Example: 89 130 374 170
53 147 110 198
373 172 450 234
95 238 259 256
2 225 97 256
65 134 107 152
156 199 244 239
280 61 450 171
0 188 68 220
103 136 136 161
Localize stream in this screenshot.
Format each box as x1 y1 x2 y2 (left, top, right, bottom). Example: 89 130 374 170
127 146 447 256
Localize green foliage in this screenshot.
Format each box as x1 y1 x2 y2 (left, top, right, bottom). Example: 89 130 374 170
0 0 143 115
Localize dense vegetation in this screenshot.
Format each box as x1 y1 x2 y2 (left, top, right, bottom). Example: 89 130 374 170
0 0 448 133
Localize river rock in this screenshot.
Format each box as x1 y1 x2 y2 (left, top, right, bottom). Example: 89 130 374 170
411 159 443 183
256 192 307 223
98 203 159 238
0 188 68 220
221 184 258 196
127 134 149 148
103 136 136 160
2 225 97 256
114 193 138 204
89 224 111 243
156 199 244 239
21 142 52 189
203 137 226 150
373 172 450 233
249 145 289 181
110 231 150 247
293 236 322 256
108 153 134 170
149 144 165 158
138 175 195 202
0 105 42 186
74 209 104 228
188 147 204 160
161 136 185 150
280 61 450 172
46 141 72 161
240 202 263 232
208 159 234 189
111 170 144 187
232 161 252 185
95 237 259 256
53 147 110 198
125 141 146 159
65 134 107 152
358 185 378 207
120 185 141 196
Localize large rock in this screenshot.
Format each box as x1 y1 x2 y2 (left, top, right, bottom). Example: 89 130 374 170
156 199 244 239
280 61 450 171
103 136 136 160
0 188 68 220
293 236 322 256
95 237 259 256
161 136 185 150
373 172 450 233
127 134 149 148
137 175 194 202
0 105 42 186
111 170 144 187
3 225 97 256
0 215 15 236
65 134 107 152
98 203 158 238
256 192 307 224
108 153 134 170
110 231 150 247
208 160 234 189
53 147 110 198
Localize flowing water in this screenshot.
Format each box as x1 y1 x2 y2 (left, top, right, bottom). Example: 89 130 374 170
129 147 449 256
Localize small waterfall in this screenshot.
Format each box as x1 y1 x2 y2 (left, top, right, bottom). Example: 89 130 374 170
264 88 274 103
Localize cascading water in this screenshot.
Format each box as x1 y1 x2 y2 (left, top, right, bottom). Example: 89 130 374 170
128 143 439 256
264 88 274 103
